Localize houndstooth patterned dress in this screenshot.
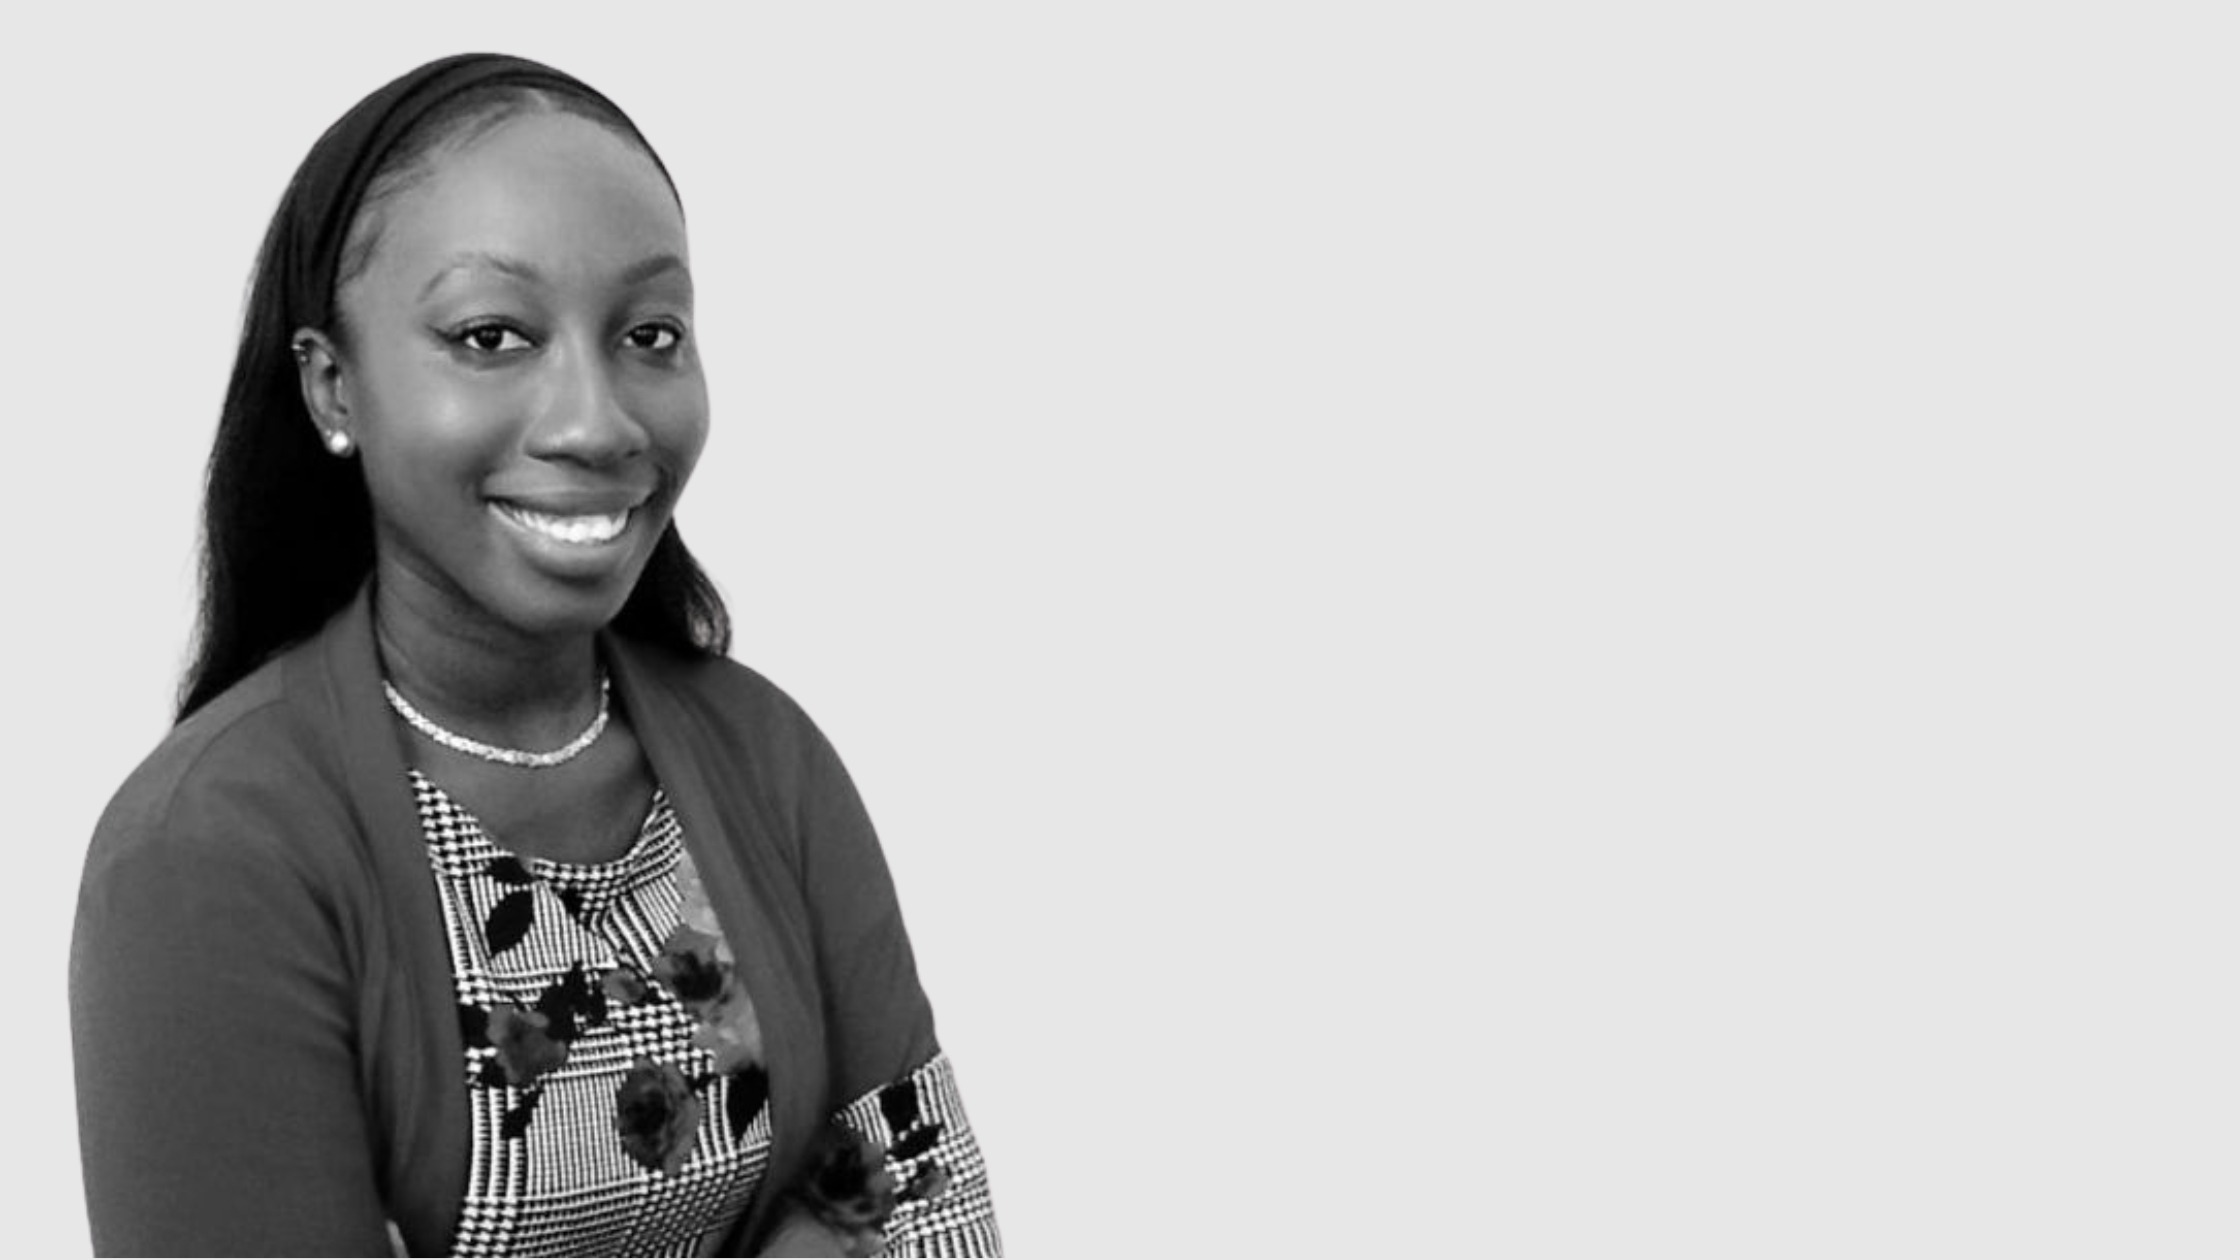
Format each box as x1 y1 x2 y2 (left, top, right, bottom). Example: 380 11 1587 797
413 771 1003 1257
414 771 770 1257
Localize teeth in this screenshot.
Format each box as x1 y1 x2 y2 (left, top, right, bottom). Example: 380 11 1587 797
496 503 630 545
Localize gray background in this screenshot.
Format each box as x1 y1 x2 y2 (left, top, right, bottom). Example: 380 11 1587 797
6 3 2229 1254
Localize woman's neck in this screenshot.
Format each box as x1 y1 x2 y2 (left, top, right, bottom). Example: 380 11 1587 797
371 570 607 751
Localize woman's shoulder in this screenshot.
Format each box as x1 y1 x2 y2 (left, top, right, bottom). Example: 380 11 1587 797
85 656 353 885
612 637 840 769
618 633 798 708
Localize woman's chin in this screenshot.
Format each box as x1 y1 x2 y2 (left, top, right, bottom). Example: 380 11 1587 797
500 566 656 642
472 506 672 640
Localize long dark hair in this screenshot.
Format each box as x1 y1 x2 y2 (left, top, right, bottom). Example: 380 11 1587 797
177 55 729 721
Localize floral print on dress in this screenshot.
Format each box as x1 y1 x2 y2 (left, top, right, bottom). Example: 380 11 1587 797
828 1053 1002 1255
447 808 769 1168
670 851 766 1073
413 771 772 1256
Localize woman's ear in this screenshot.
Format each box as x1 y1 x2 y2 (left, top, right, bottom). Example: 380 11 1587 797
291 326 355 456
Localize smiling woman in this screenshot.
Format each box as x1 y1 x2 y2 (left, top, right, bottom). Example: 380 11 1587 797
68 53 998 1258
304 108 707 676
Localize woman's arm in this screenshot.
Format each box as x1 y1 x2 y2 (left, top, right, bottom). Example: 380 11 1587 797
71 787 394 1256
787 716 1001 1256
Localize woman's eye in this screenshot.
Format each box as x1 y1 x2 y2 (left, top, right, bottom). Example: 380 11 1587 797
626 323 683 353
455 323 532 354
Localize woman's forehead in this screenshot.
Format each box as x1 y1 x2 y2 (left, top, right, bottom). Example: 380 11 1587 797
364 112 688 297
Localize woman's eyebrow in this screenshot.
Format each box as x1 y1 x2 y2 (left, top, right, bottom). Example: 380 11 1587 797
618 252 689 288
419 251 542 299
417 251 687 299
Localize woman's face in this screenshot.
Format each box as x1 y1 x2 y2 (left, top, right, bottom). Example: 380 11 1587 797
328 110 706 645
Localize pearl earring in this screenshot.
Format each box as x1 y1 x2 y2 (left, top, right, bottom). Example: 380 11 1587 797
325 430 355 457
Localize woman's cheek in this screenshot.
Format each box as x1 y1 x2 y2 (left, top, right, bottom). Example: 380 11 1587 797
651 376 712 482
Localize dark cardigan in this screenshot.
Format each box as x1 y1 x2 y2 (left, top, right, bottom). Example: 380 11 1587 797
70 584 939 1255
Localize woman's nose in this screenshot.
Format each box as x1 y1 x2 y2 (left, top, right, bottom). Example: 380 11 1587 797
527 343 649 466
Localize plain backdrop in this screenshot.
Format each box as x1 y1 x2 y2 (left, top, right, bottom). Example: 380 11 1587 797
4 3 2234 1255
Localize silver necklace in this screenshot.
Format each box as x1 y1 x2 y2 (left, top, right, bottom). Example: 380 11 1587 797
383 673 611 769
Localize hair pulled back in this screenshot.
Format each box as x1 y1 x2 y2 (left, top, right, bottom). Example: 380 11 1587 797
178 54 729 721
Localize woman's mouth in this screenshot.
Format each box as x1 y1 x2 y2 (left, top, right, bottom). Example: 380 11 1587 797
490 500 632 546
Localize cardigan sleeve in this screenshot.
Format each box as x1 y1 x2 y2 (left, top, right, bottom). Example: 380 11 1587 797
788 712 1000 1254
70 750 393 1257
791 714 939 1102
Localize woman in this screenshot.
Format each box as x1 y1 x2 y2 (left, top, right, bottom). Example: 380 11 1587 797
70 53 997 1257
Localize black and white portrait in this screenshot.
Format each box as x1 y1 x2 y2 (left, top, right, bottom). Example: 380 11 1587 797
12 6 2225 1256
